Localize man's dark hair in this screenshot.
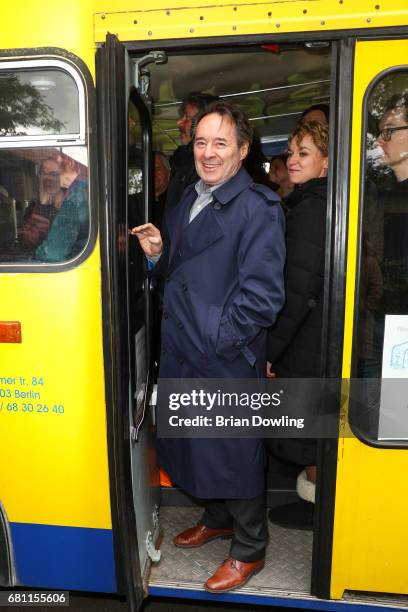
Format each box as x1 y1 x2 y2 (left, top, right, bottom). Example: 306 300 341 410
382 94 408 122
301 103 330 123
180 92 219 116
194 102 253 148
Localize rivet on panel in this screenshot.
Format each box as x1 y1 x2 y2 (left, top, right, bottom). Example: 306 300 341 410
268 11 272 17
166 10 170 15
276 23 280 28
303 9 307 14
190 28 194 33
233 6 237 10
148 31 152 36
375 4 380 8
101 14 106 19
367 17 371 22
133 19 138 24
321 20 326 25
200 16 204 20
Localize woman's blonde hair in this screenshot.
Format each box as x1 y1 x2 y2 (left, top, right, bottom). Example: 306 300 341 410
289 120 329 158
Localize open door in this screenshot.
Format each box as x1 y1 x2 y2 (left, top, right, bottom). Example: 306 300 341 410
331 37 408 600
96 34 160 611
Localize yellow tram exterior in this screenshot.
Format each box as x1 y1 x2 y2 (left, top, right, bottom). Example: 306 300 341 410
0 0 407 605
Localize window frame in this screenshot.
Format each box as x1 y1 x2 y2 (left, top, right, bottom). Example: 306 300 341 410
0 51 97 272
350 63 408 449
0 58 86 146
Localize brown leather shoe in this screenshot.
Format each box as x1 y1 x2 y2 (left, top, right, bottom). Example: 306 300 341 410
205 557 265 592
174 524 233 548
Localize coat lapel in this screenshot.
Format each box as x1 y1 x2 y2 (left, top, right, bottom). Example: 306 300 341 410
166 167 253 272
166 185 195 264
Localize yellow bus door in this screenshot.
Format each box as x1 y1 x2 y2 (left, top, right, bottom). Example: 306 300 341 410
97 34 160 611
331 37 408 601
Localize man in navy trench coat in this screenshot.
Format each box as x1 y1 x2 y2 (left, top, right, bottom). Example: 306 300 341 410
132 102 285 592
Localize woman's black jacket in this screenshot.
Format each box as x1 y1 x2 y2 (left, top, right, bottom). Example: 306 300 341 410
267 177 328 377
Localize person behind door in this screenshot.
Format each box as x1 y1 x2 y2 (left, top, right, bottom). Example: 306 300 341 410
131 102 286 592
266 120 329 530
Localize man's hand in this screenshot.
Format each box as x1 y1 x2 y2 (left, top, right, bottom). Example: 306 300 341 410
266 361 276 379
130 223 163 257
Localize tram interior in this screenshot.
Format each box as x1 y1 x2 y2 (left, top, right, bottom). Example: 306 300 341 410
128 42 333 596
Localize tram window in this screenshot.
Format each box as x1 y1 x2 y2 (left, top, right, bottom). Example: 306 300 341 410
0 146 89 264
0 60 89 265
353 70 408 442
0 66 81 139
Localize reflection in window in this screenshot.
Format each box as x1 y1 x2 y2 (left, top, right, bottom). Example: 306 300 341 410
0 147 89 263
0 68 80 137
353 71 408 441
359 73 408 376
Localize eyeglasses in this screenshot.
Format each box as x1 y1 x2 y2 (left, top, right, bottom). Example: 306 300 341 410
377 125 408 142
40 171 60 178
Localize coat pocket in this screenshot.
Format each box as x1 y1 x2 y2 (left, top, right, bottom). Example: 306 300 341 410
205 305 223 357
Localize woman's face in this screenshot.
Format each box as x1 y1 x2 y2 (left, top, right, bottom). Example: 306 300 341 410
287 134 328 185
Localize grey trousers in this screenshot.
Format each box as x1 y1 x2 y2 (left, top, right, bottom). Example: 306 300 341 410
201 494 268 562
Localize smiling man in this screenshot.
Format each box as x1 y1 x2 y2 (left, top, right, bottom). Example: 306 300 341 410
166 92 218 212
132 102 285 592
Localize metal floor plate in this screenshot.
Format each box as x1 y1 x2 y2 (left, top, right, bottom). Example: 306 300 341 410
149 505 313 596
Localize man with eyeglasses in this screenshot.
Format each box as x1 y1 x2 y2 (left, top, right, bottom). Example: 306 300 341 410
376 94 408 313
377 96 408 178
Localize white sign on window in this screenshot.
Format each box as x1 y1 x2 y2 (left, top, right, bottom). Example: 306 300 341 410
378 315 408 439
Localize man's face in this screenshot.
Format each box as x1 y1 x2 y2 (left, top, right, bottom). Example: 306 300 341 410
193 113 248 186
40 160 61 196
154 154 170 197
269 158 289 184
376 106 408 170
177 103 198 145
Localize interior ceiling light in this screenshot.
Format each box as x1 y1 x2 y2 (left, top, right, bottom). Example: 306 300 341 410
29 78 56 91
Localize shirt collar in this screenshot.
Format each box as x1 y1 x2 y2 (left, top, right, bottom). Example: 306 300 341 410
195 178 226 196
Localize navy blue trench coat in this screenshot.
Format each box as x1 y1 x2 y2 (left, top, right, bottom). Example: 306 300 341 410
154 167 286 499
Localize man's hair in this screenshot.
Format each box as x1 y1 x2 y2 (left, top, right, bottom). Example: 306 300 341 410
289 120 329 157
180 92 219 116
153 150 171 173
382 94 408 122
301 103 330 124
194 102 253 148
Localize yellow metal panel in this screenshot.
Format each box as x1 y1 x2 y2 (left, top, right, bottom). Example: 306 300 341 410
0 0 96 77
0 2 112 531
93 0 408 42
331 39 408 598
0 244 112 530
